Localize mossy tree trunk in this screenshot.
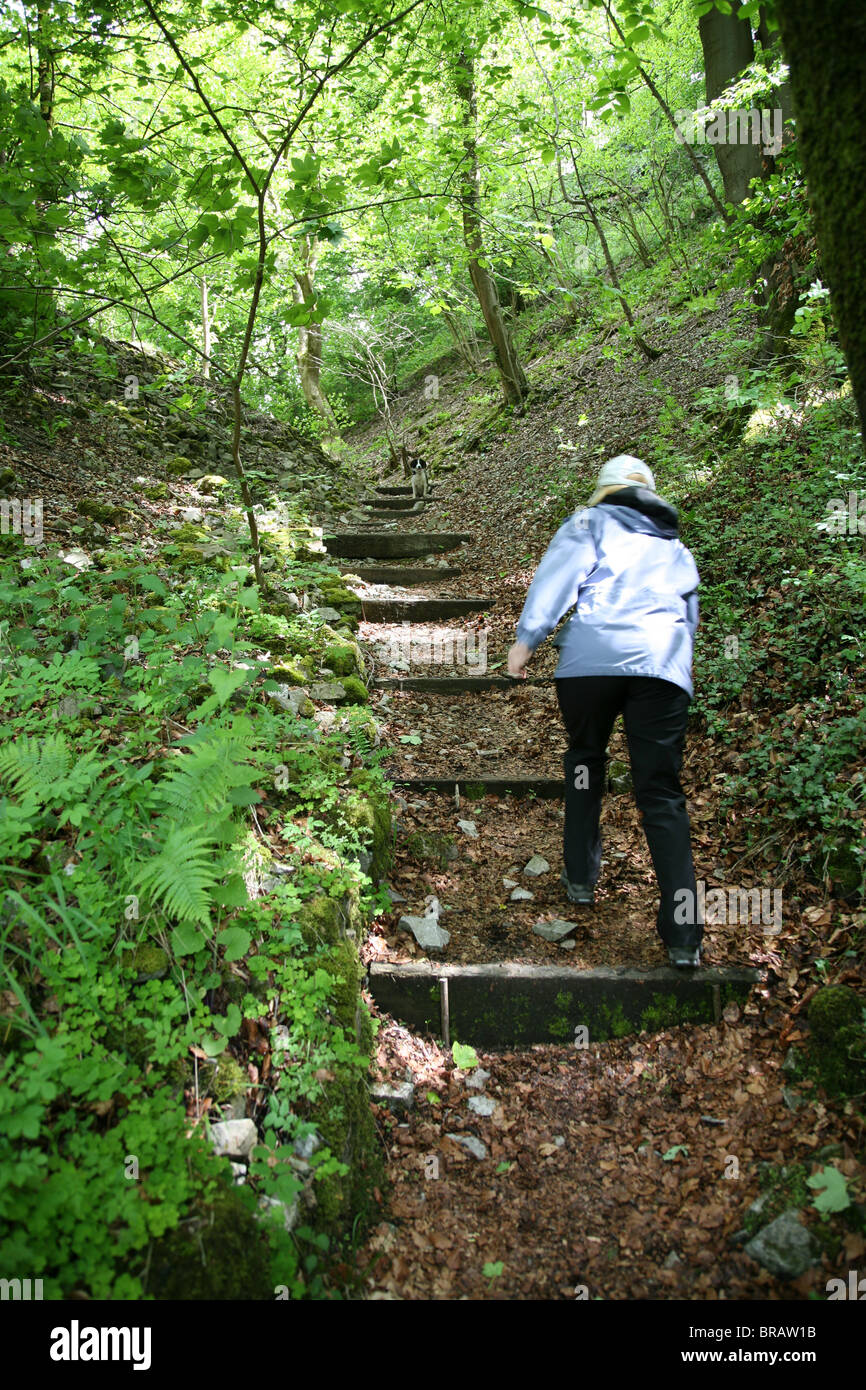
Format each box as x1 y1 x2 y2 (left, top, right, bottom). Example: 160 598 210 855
775 1 866 437
454 48 529 411
697 1 765 206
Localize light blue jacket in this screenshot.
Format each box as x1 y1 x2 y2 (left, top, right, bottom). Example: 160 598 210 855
515 487 700 697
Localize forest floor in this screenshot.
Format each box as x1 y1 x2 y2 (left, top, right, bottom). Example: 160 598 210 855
343 302 866 1300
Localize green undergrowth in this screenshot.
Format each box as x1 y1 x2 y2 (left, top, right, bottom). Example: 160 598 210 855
0 543 391 1299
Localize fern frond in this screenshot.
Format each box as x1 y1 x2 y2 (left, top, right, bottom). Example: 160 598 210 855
135 824 220 925
159 729 258 815
0 734 70 800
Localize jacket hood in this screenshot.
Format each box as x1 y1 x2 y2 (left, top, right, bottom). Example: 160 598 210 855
597 485 679 539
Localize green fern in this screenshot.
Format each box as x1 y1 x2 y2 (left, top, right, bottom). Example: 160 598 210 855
158 728 258 816
134 823 221 926
0 734 71 799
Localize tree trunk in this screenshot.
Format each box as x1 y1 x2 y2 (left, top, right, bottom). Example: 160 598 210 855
200 278 211 378
454 48 528 409
775 1 866 436
697 1 765 206
293 236 339 434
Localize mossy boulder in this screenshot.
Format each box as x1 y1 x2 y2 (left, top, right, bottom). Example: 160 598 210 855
204 1050 249 1108
164 544 230 572
170 522 209 544
306 940 383 1232
142 483 169 500
147 1186 272 1300
343 775 391 880
270 656 315 686
0 467 20 492
165 455 194 476
318 581 362 618
77 498 130 527
198 474 230 495
323 641 361 678
338 675 368 705
807 985 866 1095
121 942 170 982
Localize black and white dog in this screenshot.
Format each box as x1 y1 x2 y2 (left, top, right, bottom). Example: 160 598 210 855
410 457 430 500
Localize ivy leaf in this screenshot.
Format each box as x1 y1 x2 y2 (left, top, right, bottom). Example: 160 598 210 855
171 921 207 956
217 925 251 961
452 1041 479 1070
807 1166 851 1213
208 667 249 705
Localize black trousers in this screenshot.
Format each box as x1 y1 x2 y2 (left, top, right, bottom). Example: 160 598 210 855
555 675 700 950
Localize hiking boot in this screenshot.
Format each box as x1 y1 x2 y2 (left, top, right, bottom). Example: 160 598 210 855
668 945 701 968
561 871 594 907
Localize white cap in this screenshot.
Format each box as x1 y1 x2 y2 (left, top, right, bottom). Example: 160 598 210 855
588 454 656 505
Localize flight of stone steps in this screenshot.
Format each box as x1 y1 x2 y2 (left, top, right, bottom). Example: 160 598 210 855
323 483 761 1047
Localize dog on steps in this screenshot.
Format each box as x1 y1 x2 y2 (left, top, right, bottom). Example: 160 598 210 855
410 458 431 501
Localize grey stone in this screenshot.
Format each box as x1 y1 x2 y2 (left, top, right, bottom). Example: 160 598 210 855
510 887 534 901
532 919 578 943
523 855 550 877
312 606 343 623
468 1095 496 1117
502 878 517 889
466 1068 490 1091
293 1130 321 1160
608 759 633 794
744 1210 821 1279
209 1118 257 1160
310 680 347 702
257 1194 300 1233
371 1081 415 1112
663 1251 682 1269
398 913 450 952
457 819 478 838
446 1132 488 1160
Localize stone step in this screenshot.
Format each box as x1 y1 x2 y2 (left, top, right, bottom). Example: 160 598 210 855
358 597 492 621
341 565 462 585
361 497 434 510
325 532 470 559
376 485 436 495
364 510 428 520
386 775 562 797
373 676 551 692
368 961 762 1048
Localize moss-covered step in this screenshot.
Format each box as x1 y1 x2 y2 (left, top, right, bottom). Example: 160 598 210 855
342 565 462 585
325 532 470 559
386 775 564 798
359 597 492 621
368 962 762 1048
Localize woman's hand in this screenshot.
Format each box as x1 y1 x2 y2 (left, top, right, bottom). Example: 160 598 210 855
507 640 532 679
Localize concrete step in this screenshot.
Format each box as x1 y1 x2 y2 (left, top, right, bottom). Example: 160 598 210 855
341 565 461 585
359 597 492 621
368 961 762 1048
325 532 470 559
